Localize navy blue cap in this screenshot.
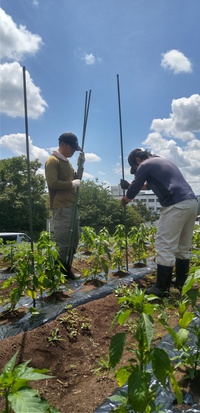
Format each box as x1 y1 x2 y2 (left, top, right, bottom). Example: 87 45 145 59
58 132 82 151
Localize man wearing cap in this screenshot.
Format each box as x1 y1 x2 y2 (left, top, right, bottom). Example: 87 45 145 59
120 148 198 297
45 132 84 279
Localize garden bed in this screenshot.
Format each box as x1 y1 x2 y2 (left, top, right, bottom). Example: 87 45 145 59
0 268 200 413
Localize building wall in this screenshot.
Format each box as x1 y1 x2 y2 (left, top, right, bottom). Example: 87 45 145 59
110 185 161 214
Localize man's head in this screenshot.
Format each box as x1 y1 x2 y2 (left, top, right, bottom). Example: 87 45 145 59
58 132 82 157
59 132 82 150
128 148 150 174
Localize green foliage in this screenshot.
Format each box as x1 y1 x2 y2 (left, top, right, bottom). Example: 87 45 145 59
109 333 126 368
128 223 149 265
191 226 200 266
0 242 18 271
83 227 111 282
79 226 96 253
0 351 61 413
59 308 92 342
146 224 157 256
35 231 65 296
92 354 110 375
0 232 65 312
79 179 144 234
134 200 155 222
1 244 36 311
112 224 127 271
109 284 182 412
0 156 48 233
160 268 200 381
192 226 200 249
47 328 64 344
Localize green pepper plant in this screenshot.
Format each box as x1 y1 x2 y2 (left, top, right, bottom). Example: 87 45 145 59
146 224 157 258
0 351 60 413
0 232 65 314
190 225 200 267
128 223 149 266
83 227 111 283
0 241 17 272
79 226 96 254
35 231 65 299
111 224 128 272
1 244 36 312
159 266 200 382
108 283 182 412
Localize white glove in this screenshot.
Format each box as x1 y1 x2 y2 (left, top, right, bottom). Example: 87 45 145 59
72 179 81 188
77 151 85 167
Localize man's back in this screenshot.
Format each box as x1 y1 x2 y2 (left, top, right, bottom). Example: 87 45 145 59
127 156 196 207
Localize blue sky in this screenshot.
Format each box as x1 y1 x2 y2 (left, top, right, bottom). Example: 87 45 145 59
0 0 200 194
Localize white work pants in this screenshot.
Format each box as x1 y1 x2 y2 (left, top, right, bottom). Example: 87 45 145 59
155 198 198 267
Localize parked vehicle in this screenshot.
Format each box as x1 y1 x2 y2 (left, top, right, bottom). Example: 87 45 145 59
0 232 31 244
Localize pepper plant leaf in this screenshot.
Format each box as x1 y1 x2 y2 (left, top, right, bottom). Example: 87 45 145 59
109 332 126 368
128 368 152 412
8 388 49 413
152 347 173 385
115 366 130 386
179 311 194 328
140 312 154 349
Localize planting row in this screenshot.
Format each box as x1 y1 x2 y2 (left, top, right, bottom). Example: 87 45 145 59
0 223 199 315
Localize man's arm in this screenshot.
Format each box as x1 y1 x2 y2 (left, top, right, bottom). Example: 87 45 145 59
120 164 149 205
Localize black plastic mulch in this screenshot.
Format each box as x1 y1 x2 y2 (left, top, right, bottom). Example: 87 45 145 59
0 261 200 413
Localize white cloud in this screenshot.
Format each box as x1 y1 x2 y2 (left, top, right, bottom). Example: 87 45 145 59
150 94 200 141
143 133 188 167
0 135 101 182
0 62 48 118
0 133 50 164
172 94 200 132
142 135 200 195
82 53 102 65
0 7 43 61
161 49 192 74
85 153 101 162
48 150 101 164
142 94 200 194
114 162 124 175
32 0 39 6
82 171 94 179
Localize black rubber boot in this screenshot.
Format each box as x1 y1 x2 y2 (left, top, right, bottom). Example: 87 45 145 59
174 259 190 288
146 264 173 297
64 263 78 280
59 260 69 276
60 261 81 280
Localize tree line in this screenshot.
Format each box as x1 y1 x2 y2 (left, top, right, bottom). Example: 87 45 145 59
0 156 155 238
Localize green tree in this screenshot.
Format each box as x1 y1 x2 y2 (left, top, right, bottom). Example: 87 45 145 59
79 180 144 234
136 200 158 222
0 156 48 234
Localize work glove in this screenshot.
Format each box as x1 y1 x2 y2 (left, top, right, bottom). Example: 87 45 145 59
120 179 130 190
121 197 129 207
72 179 81 188
77 151 85 167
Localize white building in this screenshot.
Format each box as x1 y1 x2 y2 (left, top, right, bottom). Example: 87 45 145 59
110 185 161 214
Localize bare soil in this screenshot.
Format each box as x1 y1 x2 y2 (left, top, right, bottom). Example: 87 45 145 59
0 261 200 413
